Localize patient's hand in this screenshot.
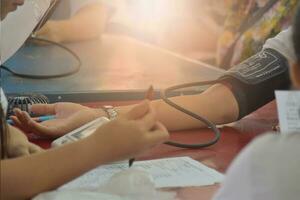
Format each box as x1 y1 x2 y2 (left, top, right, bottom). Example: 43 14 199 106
7 126 43 158
10 103 104 138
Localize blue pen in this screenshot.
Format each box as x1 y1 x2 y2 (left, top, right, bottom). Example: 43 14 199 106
7 115 56 125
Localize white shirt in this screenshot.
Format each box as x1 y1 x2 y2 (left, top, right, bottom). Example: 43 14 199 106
263 28 297 64
0 88 8 116
213 133 300 200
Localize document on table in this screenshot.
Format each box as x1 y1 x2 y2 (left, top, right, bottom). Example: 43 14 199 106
59 157 224 190
275 91 300 134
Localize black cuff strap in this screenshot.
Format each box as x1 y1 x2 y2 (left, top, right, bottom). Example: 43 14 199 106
219 49 291 119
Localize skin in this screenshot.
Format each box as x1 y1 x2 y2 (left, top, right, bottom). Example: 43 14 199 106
10 83 239 136
6 126 43 157
5 62 299 200
1 101 169 200
35 3 108 43
0 0 24 20
8 61 299 200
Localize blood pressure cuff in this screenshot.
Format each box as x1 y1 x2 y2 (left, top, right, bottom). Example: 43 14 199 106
219 48 291 119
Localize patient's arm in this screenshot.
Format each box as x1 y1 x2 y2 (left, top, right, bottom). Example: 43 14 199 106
1 101 169 200
117 84 239 131
36 3 108 43
12 83 239 136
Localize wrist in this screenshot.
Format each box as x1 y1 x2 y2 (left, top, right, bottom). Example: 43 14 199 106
101 105 118 120
92 108 107 118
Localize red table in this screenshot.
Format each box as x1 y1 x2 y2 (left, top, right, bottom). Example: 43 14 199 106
29 100 278 200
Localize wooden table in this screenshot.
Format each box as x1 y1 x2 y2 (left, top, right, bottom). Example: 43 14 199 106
6 33 277 199
2 35 224 102
30 100 278 200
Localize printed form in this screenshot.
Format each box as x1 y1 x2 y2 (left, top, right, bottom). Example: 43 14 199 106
60 157 224 190
275 91 300 134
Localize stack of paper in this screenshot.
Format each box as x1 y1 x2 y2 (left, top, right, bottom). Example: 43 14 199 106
60 157 224 190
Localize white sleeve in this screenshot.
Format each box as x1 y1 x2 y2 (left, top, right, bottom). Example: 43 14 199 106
213 133 300 200
263 27 297 63
0 88 8 116
212 137 254 200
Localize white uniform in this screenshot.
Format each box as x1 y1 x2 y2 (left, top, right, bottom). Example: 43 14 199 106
213 28 300 200
213 133 300 200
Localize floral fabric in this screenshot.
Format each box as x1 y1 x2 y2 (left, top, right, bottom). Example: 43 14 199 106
217 0 298 68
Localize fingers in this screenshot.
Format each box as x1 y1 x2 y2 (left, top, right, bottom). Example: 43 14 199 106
18 110 58 137
146 122 170 146
29 104 56 116
138 105 157 131
126 100 150 120
153 121 168 133
35 22 50 38
144 85 154 100
10 115 25 129
11 109 55 136
12 109 31 132
29 143 44 154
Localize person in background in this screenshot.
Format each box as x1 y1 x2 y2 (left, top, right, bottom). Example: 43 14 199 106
0 0 24 20
34 0 108 43
100 0 297 68
213 5 300 199
32 0 297 67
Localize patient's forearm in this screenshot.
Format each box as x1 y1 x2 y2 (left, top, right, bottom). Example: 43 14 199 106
117 84 239 131
61 3 108 42
154 84 239 130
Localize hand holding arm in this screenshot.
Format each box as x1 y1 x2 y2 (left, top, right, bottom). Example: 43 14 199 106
1 101 169 200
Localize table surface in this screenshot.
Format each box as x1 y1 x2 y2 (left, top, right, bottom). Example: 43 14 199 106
30 100 278 200
2 35 224 102
4 34 277 199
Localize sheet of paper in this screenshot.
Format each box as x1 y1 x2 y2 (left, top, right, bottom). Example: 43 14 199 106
59 157 224 190
275 91 300 134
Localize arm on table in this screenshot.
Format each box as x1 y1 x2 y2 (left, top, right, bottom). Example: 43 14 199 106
11 83 239 137
36 3 108 43
1 101 169 200
117 83 239 131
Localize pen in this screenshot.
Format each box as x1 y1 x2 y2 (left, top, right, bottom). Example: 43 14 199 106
7 115 56 125
129 85 154 168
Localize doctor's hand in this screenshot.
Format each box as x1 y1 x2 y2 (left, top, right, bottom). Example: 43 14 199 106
92 100 169 160
10 103 104 138
7 125 43 158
